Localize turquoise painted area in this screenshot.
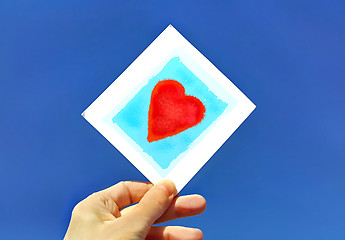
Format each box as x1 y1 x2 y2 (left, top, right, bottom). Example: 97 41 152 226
110 57 231 170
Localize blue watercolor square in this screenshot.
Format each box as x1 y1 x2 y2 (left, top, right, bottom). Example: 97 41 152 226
106 57 231 170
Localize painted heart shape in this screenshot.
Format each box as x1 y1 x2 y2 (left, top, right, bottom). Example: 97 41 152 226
147 79 206 142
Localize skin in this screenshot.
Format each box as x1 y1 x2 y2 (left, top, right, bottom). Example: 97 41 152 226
64 180 206 240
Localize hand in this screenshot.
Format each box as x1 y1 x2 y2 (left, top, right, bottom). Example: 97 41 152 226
64 180 206 240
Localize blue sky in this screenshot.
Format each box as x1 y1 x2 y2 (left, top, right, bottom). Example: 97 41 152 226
0 1 345 239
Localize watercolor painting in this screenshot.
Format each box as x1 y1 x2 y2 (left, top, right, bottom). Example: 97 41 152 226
108 57 229 171
82 25 255 192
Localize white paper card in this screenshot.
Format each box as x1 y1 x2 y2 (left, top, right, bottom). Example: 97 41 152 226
82 25 255 192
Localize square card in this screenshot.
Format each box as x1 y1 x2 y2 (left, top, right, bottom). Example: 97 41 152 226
82 25 256 192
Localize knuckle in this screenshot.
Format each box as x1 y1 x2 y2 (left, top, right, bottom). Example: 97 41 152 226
118 181 128 187
71 193 97 218
71 202 83 217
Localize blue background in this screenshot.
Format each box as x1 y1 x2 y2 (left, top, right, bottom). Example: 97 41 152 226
0 1 344 239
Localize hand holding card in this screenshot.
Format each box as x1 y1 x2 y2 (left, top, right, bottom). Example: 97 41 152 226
64 180 206 240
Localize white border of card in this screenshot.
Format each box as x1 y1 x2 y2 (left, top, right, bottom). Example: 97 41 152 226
82 25 256 192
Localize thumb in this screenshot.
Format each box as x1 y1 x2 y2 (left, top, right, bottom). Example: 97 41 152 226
130 179 176 226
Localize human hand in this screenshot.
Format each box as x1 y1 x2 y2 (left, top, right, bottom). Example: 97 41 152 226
64 180 206 240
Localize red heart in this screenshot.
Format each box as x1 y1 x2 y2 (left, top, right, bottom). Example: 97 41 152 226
147 80 206 142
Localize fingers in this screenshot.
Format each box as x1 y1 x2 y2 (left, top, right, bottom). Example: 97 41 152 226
119 194 206 221
130 179 176 226
100 181 153 209
155 194 206 224
146 226 203 240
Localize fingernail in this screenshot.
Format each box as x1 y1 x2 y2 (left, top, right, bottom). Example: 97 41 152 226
156 179 176 198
